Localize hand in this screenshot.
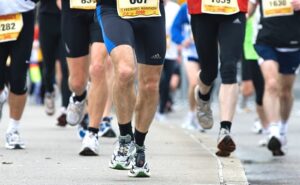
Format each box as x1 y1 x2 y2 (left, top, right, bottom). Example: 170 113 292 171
56 0 62 10
291 0 300 11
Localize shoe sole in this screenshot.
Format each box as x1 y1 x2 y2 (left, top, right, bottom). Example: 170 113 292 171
216 135 236 157
5 144 25 150
129 171 150 178
267 136 284 156
109 163 130 170
79 147 98 156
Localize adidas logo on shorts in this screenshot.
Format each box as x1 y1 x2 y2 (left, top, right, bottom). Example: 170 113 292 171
150 53 161 60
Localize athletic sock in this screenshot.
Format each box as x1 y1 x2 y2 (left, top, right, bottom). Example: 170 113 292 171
134 128 147 147
73 90 87 102
88 127 99 135
7 118 20 133
220 121 232 131
197 84 214 101
269 122 280 137
279 121 288 135
119 122 134 140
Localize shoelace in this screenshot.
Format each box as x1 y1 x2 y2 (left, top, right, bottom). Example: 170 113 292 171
118 143 130 156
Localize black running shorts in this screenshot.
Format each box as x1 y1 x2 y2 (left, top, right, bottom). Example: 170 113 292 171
96 3 166 65
61 1 103 58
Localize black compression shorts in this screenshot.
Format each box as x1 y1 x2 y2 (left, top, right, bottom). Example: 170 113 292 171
96 3 166 65
61 1 103 58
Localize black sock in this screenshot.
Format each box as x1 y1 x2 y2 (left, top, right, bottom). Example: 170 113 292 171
73 90 87 102
88 127 99 135
134 129 147 147
119 122 134 140
198 84 214 101
220 121 232 131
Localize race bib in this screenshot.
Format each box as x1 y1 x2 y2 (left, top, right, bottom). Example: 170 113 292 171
70 0 96 10
0 13 23 43
201 0 240 15
262 0 294 18
117 0 161 19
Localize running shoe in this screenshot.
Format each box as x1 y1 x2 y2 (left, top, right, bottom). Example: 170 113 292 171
44 92 55 116
252 119 263 134
77 114 89 140
128 144 151 177
0 87 8 120
194 85 213 129
267 135 284 156
99 117 117 138
66 93 86 126
109 134 135 170
5 131 25 149
79 131 99 156
216 128 236 157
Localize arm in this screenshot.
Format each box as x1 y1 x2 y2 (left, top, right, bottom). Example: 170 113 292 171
171 4 189 45
56 0 62 10
292 0 300 11
247 0 258 18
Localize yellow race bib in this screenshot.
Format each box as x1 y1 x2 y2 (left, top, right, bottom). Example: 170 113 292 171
0 13 23 43
70 0 96 10
262 0 294 18
117 0 161 19
201 0 240 15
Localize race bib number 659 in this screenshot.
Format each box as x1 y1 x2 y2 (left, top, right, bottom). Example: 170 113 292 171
70 0 96 10
117 0 161 19
201 0 240 15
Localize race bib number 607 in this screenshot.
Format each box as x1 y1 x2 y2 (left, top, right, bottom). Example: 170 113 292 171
117 0 161 19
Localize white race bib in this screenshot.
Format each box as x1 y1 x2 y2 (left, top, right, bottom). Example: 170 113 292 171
117 0 161 19
70 0 96 10
201 0 240 15
0 13 23 43
262 0 294 18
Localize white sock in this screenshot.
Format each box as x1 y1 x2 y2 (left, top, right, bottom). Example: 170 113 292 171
280 121 288 135
262 127 270 135
7 118 20 133
269 122 280 137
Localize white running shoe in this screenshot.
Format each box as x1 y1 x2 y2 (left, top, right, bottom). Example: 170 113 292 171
0 87 8 120
194 85 213 129
5 130 25 149
44 92 55 116
79 131 99 156
109 134 135 170
66 93 86 126
252 119 263 134
128 145 151 177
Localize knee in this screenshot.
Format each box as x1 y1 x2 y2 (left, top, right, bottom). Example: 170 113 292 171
265 78 279 95
115 63 135 86
220 62 237 84
68 76 87 93
89 62 106 80
280 87 293 100
141 78 160 94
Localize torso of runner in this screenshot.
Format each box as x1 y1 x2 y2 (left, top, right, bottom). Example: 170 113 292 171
187 0 248 14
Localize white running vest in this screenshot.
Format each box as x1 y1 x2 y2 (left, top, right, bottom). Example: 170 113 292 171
0 0 36 15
